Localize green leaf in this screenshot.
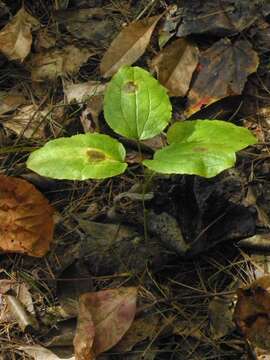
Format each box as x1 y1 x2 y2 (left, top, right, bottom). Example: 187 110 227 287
167 119 257 150
143 119 257 178
27 133 127 180
104 66 172 140
143 142 236 178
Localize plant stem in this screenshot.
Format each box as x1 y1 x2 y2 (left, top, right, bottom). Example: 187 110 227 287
137 140 149 242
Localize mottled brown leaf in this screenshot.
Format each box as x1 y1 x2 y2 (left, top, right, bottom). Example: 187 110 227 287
31 45 93 82
177 0 269 37
151 38 198 97
100 15 163 78
234 276 270 350
74 287 137 359
186 38 259 116
54 8 115 47
0 175 54 257
0 8 39 61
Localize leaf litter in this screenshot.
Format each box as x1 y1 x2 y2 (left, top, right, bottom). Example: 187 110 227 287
1 0 270 359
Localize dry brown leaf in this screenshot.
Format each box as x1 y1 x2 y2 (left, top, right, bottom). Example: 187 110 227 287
0 89 26 116
31 45 93 82
100 15 163 78
3 104 47 138
64 81 106 104
19 345 75 360
0 175 54 257
151 38 199 97
234 276 270 350
0 8 39 61
74 287 137 359
186 38 259 116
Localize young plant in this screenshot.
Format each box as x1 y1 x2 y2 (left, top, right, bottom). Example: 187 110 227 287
27 66 257 180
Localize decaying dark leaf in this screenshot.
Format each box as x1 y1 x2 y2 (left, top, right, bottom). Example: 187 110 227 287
186 38 259 116
147 211 189 255
0 7 39 61
73 218 170 275
151 38 198 97
234 276 270 350
151 171 256 255
177 0 270 37
31 45 93 82
74 287 137 359
100 15 163 78
54 8 116 46
0 175 54 257
115 314 160 352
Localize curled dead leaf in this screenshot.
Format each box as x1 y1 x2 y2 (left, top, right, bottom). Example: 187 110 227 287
0 175 54 257
0 7 39 61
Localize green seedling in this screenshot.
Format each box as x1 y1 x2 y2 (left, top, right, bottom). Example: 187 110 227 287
27 66 257 180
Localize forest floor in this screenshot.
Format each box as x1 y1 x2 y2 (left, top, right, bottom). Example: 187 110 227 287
1 0 270 359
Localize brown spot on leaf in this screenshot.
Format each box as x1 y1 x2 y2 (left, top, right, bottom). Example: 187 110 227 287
123 81 138 93
87 150 106 162
193 146 208 152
